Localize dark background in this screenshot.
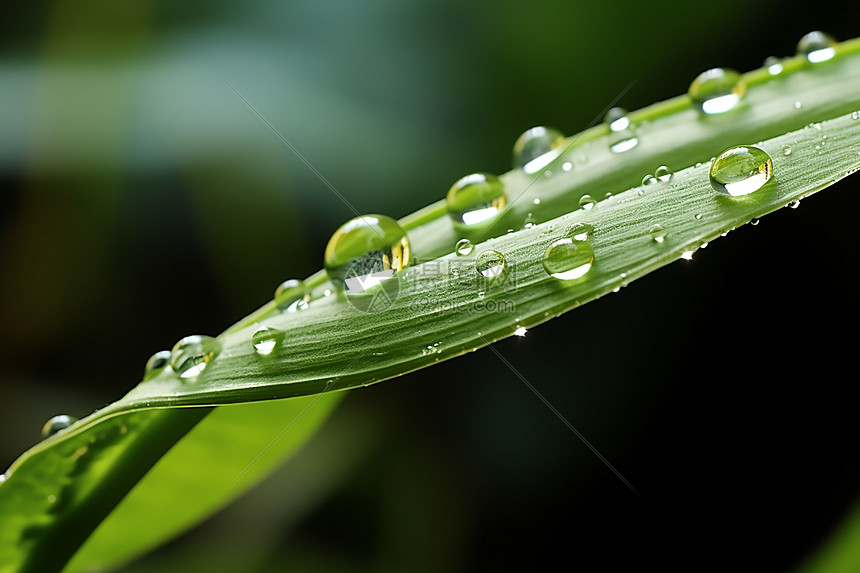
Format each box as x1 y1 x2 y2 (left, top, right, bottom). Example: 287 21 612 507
1 1 858 571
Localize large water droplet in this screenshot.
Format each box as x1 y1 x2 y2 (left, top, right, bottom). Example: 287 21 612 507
606 107 639 153
252 326 283 356
446 173 507 227
513 126 565 174
324 214 411 293
688 68 746 114
709 145 773 197
565 222 594 241
579 195 596 210
476 250 506 278
655 165 673 182
42 415 77 439
455 238 474 256
144 350 171 380
170 335 221 379
542 238 594 280
797 31 837 63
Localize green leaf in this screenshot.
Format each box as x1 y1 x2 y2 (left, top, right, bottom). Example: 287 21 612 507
2 38 860 573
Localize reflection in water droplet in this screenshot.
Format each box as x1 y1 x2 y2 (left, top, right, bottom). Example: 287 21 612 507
170 335 221 379
649 224 667 243
446 173 507 227
144 350 171 380
324 214 411 294
655 165 673 182
579 195 596 210
252 326 283 356
476 250 506 278
542 238 594 280
709 145 773 196
688 68 746 114
42 415 78 439
764 56 783 75
513 126 565 174
797 31 837 63
455 238 474 256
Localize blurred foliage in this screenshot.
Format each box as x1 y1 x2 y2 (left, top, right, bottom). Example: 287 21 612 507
1 0 859 571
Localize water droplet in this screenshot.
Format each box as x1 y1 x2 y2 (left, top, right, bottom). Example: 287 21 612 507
782 145 792 156
606 107 639 153
794 101 803 110
514 326 527 337
477 291 485 299
764 56 783 75
688 68 746 114
533 198 541 205
655 165 673 182
681 251 695 260
0 474 6 484
700 242 709 249
649 224 667 243
542 238 594 280
642 174 657 186
170 335 221 379
274 279 309 312
637 189 645 196
788 199 801 209
750 218 760 226
523 213 536 230
797 31 837 63
566 222 594 241
41 415 77 439
455 238 474 256
252 326 283 356
323 289 332 297
709 145 773 197
446 173 507 227
324 214 411 293
579 195 596 210
144 350 171 379
476 250 506 278
851 111 859 120
512 126 565 174
695 214 703 220
562 161 573 172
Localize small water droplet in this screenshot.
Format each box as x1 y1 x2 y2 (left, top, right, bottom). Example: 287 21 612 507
709 145 773 197
566 222 594 241
655 165 673 182
642 174 657 186
688 68 746 114
797 31 837 63
446 173 507 227
323 289 332 297
695 214 703 220
252 326 283 356
852 111 860 120
514 326 527 337
764 56 783 75
681 251 695 260
794 101 803 109
476 250 506 278
606 107 639 153
170 335 221 379
782 145 792 156
649 224 666 243
533 198 541 205
477 291 485 299
700 242 709 249
542 238 594 280
637 189 645 196
513 126 565 173
562 161 573 172
579 195 596 210
42 415 77 439
809 122 822 131
324 214 411 293
274 279 308 312
144 350 171 380
788 199 801 209
455 238 474 256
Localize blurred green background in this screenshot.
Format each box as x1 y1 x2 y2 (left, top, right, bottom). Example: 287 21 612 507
1 1 859 571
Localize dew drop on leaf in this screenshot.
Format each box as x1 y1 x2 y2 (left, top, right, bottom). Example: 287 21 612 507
688 68 746 114
446 173 507 228
606 107 639 153
649 224 667 243
512 126 565 174
475 250 506 278
579 195 596 210
542 238 594 280
252 326 283 356
42 415 78 439
143 350 171 380
709 145 773 196
655 165 673 182
170 335 221 380
455 238 474 256
797 31 837 63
